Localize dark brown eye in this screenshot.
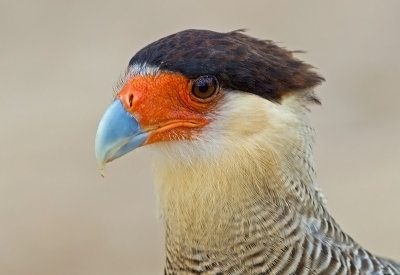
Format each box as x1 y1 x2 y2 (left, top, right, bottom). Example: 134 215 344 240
191 75 219 100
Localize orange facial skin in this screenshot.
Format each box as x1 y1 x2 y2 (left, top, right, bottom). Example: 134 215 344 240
117 73 220 145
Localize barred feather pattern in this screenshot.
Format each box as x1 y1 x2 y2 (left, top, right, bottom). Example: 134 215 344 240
164 201 400 274
154 92 400 275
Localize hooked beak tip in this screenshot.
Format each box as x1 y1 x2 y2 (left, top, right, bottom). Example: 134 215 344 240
95 100 148 170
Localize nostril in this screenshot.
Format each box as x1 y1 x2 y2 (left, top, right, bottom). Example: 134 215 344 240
128 94 134 107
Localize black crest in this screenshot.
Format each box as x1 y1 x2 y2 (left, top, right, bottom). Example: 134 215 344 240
129 29 324 101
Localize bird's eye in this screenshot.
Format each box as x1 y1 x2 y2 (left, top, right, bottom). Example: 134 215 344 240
191 76 219 101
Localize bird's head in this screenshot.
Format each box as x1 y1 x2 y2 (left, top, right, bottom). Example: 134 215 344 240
95 29 323 171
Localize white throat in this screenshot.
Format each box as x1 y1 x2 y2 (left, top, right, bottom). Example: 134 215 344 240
150 91 324 248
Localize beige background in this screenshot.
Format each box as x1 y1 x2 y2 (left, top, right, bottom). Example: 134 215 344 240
1 0 399 274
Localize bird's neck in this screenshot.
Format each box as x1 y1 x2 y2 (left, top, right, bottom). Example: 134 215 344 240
152 93 328 270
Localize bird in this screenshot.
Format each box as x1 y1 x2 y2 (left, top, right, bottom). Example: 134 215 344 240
95 29 400 274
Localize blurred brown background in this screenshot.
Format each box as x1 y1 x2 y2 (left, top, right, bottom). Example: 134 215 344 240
1 0 399 274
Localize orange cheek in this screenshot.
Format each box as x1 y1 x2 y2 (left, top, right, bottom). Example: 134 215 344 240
117 73 218 144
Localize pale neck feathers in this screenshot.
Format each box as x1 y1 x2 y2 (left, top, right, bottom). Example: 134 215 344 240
150 91 326 248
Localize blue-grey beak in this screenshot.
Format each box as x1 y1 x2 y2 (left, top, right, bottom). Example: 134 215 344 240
95 99 149 170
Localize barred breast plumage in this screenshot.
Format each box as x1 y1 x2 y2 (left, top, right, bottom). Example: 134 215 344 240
160 131 400 274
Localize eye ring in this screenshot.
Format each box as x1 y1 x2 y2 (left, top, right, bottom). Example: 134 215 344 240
191 75 219 102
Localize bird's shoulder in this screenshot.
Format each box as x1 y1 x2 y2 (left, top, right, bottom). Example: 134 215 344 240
303 216 400 274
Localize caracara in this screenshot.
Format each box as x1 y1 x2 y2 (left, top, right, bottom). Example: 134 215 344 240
95 30 399 274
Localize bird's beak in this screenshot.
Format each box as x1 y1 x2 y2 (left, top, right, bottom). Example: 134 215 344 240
95 99 149 170
95 73 213 172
